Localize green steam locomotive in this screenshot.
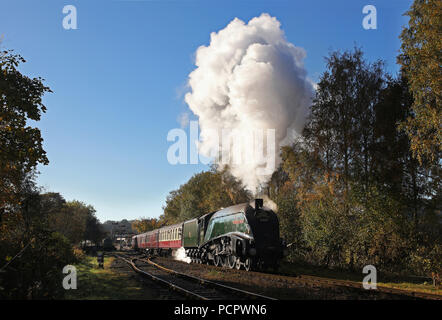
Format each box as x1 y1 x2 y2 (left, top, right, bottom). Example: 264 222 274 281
132 199 287 271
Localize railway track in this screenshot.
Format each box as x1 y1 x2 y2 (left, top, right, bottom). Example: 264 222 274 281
109 253 184 299
113 253 277 300
150 255 442 300
113 252 441 300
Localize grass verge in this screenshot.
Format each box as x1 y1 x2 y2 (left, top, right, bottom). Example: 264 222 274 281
279 261 441 296
65 255 154 300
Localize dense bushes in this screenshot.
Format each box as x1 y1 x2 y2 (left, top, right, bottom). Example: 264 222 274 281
0 190 78 299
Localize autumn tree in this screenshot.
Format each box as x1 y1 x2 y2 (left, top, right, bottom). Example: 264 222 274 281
161 166 251 224
303 47 387 194
0 49 106 298
132 218 160 233
0 50 75 299
272 48 441 273
48 200 101 245
0 189 77 299
397 0 441 163
84 211 106 245
0 50 50 212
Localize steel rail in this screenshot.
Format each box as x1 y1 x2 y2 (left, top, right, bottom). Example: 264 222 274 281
114 254 209 300
144 257 277 300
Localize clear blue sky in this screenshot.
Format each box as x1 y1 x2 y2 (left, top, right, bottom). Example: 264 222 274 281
0 0 412 222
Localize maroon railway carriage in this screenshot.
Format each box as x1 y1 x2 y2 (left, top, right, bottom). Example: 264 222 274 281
136 230 158 250
158 223 183 251
132 223 183 255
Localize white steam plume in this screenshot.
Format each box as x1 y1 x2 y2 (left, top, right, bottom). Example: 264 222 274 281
172 247 191 264
185 14 314 192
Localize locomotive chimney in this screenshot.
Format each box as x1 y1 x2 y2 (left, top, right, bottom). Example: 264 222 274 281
255 198 263 210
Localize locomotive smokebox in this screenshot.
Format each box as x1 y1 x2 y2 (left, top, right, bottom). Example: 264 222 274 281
255 198 263 209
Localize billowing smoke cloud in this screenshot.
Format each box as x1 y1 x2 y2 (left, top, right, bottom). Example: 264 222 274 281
185 13 314 192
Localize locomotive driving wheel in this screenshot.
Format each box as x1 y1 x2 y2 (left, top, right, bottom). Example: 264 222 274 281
214 254 221 267
220 255 227 267
244 258 252 271
227 255 237 269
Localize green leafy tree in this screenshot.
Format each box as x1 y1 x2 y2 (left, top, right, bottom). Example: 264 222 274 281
271 48 441 275
48 200 99 245
303 47 387 193
84 212 105 245
161 167 251 224
0 50 50 211
397 0 442 163
132 218 160 233
0 189 77 299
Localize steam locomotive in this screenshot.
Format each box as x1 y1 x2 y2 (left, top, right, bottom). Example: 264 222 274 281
131 199 287 271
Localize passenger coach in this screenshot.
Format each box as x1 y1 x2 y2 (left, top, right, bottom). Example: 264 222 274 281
132 223 182 255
